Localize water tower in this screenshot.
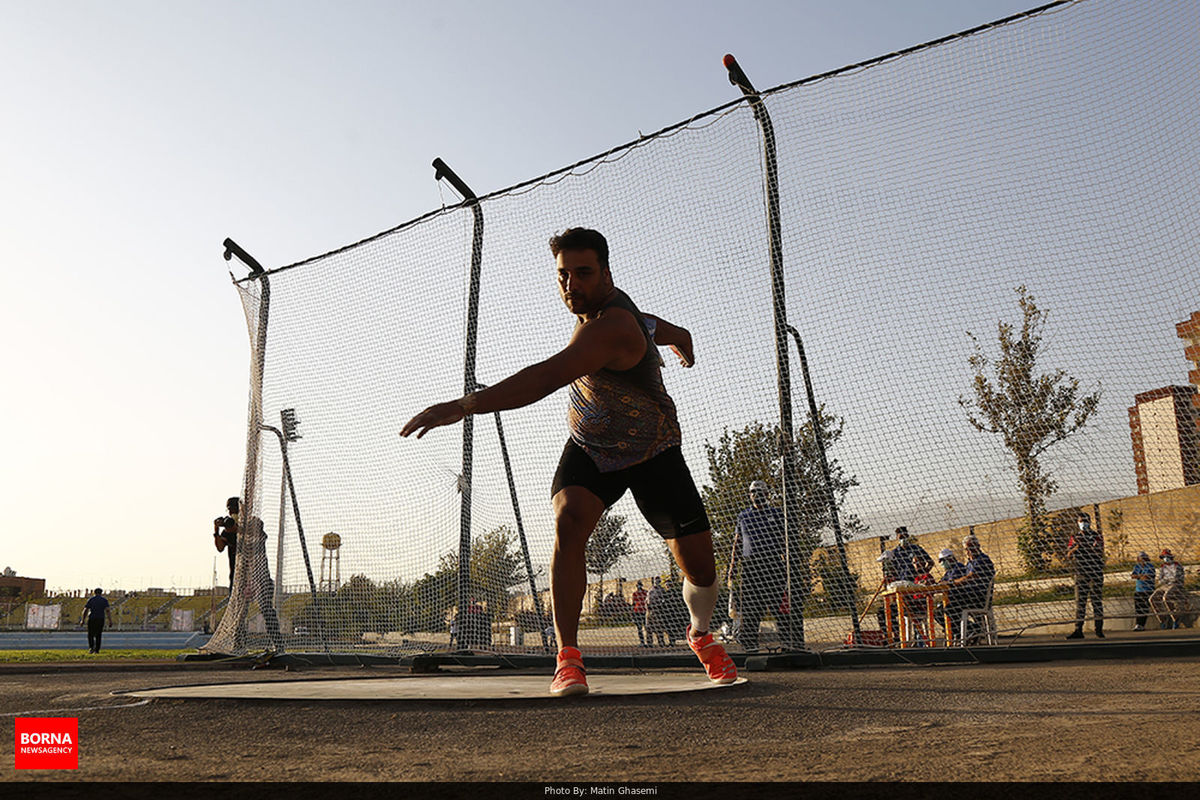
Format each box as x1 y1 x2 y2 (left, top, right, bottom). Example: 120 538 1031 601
319 532 342 592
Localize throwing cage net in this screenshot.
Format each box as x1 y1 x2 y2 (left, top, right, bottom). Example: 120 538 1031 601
210 0 1200 657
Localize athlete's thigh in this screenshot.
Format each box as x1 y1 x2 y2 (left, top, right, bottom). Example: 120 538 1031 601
627 446 710 539
550 439 627 508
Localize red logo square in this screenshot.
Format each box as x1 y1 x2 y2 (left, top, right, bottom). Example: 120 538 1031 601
14 717 78 770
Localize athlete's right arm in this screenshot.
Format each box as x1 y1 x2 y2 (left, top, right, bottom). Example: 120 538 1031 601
400 312 643 438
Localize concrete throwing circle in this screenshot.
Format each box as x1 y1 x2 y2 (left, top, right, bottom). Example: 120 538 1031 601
124 674 747 701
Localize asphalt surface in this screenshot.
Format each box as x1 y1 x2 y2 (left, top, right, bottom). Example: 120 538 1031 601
3 654 1199 783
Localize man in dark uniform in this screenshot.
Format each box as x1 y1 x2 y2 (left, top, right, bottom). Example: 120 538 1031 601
1066 511 1105 639
80 587 114 654
402 228 737 696
727 480 786 651
891 527 934 583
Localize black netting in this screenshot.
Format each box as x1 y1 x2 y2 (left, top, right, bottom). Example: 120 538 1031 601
211 0 1200 655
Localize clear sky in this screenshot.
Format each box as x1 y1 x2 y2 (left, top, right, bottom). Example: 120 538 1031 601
2 0 1084 591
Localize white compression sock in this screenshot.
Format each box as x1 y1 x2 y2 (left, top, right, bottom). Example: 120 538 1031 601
682 578 719 636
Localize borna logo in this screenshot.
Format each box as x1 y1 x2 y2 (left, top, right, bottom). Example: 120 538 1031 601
14 717 79 770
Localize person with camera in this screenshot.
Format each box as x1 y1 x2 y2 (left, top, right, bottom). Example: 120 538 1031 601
213 497 240 589
215 496 284 652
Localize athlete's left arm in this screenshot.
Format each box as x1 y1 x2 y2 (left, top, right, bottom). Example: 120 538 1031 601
642 314 694 367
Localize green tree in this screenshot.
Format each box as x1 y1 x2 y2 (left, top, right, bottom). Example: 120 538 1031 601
959 286 1100 573
812 548 861 613
292 573 409 638
585 510 633 612
407 569 455 632
701 411 862 611
437 525 528 620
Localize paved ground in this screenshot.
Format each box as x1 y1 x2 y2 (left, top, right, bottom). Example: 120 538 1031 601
3 652 1200 783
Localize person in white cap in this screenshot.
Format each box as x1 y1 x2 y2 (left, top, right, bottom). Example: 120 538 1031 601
1150 549 1189 629
935 548 968 640
726 479 787 651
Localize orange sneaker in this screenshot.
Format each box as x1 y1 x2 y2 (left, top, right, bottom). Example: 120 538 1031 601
687 625 738 684
549 646 589 697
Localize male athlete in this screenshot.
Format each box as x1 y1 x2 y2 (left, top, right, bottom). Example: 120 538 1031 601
401 227 737 696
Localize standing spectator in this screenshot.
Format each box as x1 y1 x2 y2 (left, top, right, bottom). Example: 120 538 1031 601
1150 549 1188 629
1130 551 1155 631
644 576 669 647
1066 511 1105 639
213 496 240 589
891 527 934 584
80 588 114 654
726 479 786 651
630 581 648 647
462 598 491 649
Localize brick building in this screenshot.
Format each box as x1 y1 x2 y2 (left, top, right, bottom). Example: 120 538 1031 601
0 569 46 600
1126 310 1200 495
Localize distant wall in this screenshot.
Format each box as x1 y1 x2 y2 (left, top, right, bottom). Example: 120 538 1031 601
834 482 1200 588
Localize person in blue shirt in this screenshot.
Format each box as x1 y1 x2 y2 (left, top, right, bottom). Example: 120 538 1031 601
726 480 786 651
80 588 114 654
1130 551 1155 631
943 535 996 644
935 548 969 640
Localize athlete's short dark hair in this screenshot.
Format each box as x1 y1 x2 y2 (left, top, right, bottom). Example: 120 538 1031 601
549 228 609 270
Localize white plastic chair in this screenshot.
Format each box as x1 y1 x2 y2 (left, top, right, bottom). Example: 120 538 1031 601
958 578 996 646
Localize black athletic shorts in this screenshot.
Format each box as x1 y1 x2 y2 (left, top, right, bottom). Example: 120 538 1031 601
550 440 711 539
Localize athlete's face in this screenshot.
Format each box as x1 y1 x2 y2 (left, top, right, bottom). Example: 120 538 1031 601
556 248 613 315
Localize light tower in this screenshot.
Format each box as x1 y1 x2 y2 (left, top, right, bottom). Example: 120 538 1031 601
319 533 342 593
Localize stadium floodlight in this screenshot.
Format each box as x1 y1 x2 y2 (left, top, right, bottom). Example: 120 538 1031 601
260 410 322 650
281 408 302 442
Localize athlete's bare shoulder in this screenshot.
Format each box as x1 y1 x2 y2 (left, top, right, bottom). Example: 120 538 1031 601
575 306 646 370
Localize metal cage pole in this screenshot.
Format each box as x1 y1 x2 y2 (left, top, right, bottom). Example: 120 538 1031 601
493 406 549 652
223 238 268 541
724 55 805 649
787 325 861 642
222 238 268 649
433 158 485 631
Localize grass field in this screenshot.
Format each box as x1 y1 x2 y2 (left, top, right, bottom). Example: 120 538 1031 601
0 649 191 663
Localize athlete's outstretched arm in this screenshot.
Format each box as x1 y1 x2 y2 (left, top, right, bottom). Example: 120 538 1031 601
643 314 694 368
400 311 644 439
